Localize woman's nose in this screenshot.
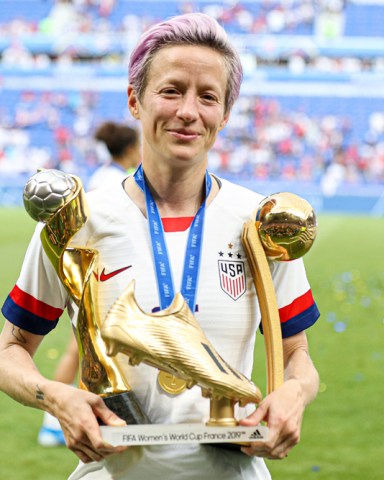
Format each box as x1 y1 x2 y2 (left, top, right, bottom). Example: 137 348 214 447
176 93 199 122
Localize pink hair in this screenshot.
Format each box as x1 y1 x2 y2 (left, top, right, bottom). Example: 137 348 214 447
128 13 243 113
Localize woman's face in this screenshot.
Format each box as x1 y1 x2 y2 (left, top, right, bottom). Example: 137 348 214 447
128 45 229 170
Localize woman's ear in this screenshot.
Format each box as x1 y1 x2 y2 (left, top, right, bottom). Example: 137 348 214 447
219 112 230 131
128 85 140 120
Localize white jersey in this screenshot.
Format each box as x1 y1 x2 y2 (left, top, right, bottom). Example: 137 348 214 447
87 162 128 191
2 176 319 480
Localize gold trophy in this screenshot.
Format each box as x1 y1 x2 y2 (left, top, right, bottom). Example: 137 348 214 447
242 192 317 396
23 169 150 425
98 191 317 448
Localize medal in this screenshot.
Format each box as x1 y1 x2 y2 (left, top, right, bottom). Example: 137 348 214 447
134 165 211 395
157 371 187 395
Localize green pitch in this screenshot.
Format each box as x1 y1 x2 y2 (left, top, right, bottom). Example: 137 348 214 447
0 208 383 480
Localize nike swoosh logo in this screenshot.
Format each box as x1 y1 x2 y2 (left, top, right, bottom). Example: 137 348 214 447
94 266 132 282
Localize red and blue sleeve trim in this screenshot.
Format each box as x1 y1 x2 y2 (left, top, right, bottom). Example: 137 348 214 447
279 289 320 337
9 285 62 320
2 291 62 335
280 302 320 338
259 289 320 338
279 289 316 324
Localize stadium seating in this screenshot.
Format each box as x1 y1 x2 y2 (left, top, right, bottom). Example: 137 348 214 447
0 0 382 37
0 0 383 214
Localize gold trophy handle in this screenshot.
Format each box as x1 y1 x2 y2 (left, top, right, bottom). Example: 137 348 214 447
241 220 284 394
241 191 317 395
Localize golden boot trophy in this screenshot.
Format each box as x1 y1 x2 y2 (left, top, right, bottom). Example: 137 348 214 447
98 192 317 448
23 169 150 425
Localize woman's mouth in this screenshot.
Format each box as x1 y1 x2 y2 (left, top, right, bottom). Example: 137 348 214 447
168 129 199 141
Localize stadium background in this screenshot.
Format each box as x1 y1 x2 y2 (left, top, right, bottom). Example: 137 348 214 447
1 0 383 215
0 1 383 479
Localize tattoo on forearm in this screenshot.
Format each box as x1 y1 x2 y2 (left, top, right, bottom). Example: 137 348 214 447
36 384 45 401
11 326 26 344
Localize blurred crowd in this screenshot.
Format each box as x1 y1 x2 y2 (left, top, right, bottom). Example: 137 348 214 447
0 0 324 37
0 0 355 70
0 89 383 190
0 0 383 190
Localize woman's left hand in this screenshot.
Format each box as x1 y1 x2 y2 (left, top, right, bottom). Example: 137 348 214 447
239 379 305 459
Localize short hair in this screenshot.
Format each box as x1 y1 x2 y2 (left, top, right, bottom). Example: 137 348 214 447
94 122 138 158
128 12 243 114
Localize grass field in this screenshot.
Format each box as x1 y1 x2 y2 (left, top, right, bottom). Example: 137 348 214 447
0 207 383 480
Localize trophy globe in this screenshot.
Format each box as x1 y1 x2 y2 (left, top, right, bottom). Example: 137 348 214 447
23 169 77 223
256 192 317 261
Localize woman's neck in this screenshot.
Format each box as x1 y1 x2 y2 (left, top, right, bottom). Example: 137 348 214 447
124 164 219 218
146 172 205 217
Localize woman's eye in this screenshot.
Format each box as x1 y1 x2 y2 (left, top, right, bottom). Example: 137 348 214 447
162 88 179 95
202 94 218 102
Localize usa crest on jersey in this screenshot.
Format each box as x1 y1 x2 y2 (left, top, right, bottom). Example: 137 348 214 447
218 260 246 300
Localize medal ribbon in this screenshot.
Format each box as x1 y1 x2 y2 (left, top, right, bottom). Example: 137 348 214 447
134 164 211 311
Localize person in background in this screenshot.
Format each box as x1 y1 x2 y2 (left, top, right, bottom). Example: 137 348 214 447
87 121 140 191
0 13 320 479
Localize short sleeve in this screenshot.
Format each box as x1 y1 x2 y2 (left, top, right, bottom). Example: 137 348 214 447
269 258 320 338
1 223 68 335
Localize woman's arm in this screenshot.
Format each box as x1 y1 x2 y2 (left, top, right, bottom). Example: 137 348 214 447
240 330 320 459
0 320 127 463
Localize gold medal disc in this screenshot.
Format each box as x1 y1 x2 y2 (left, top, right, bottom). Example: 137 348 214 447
158 371 187 395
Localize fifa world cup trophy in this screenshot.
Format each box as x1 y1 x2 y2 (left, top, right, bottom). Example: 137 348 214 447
23 169 149 425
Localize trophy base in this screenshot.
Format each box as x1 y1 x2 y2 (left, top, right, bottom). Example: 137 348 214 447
208 441 248 452
99 391 151 425
100 423 268 446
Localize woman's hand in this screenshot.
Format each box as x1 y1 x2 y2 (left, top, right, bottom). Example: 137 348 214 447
239 379 304 459
49 383 128 463
239 331 319 460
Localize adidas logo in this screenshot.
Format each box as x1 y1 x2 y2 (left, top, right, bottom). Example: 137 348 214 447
249 429 263 440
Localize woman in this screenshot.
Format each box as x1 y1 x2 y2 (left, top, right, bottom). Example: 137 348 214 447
88 121 141 191
0 13 320 480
